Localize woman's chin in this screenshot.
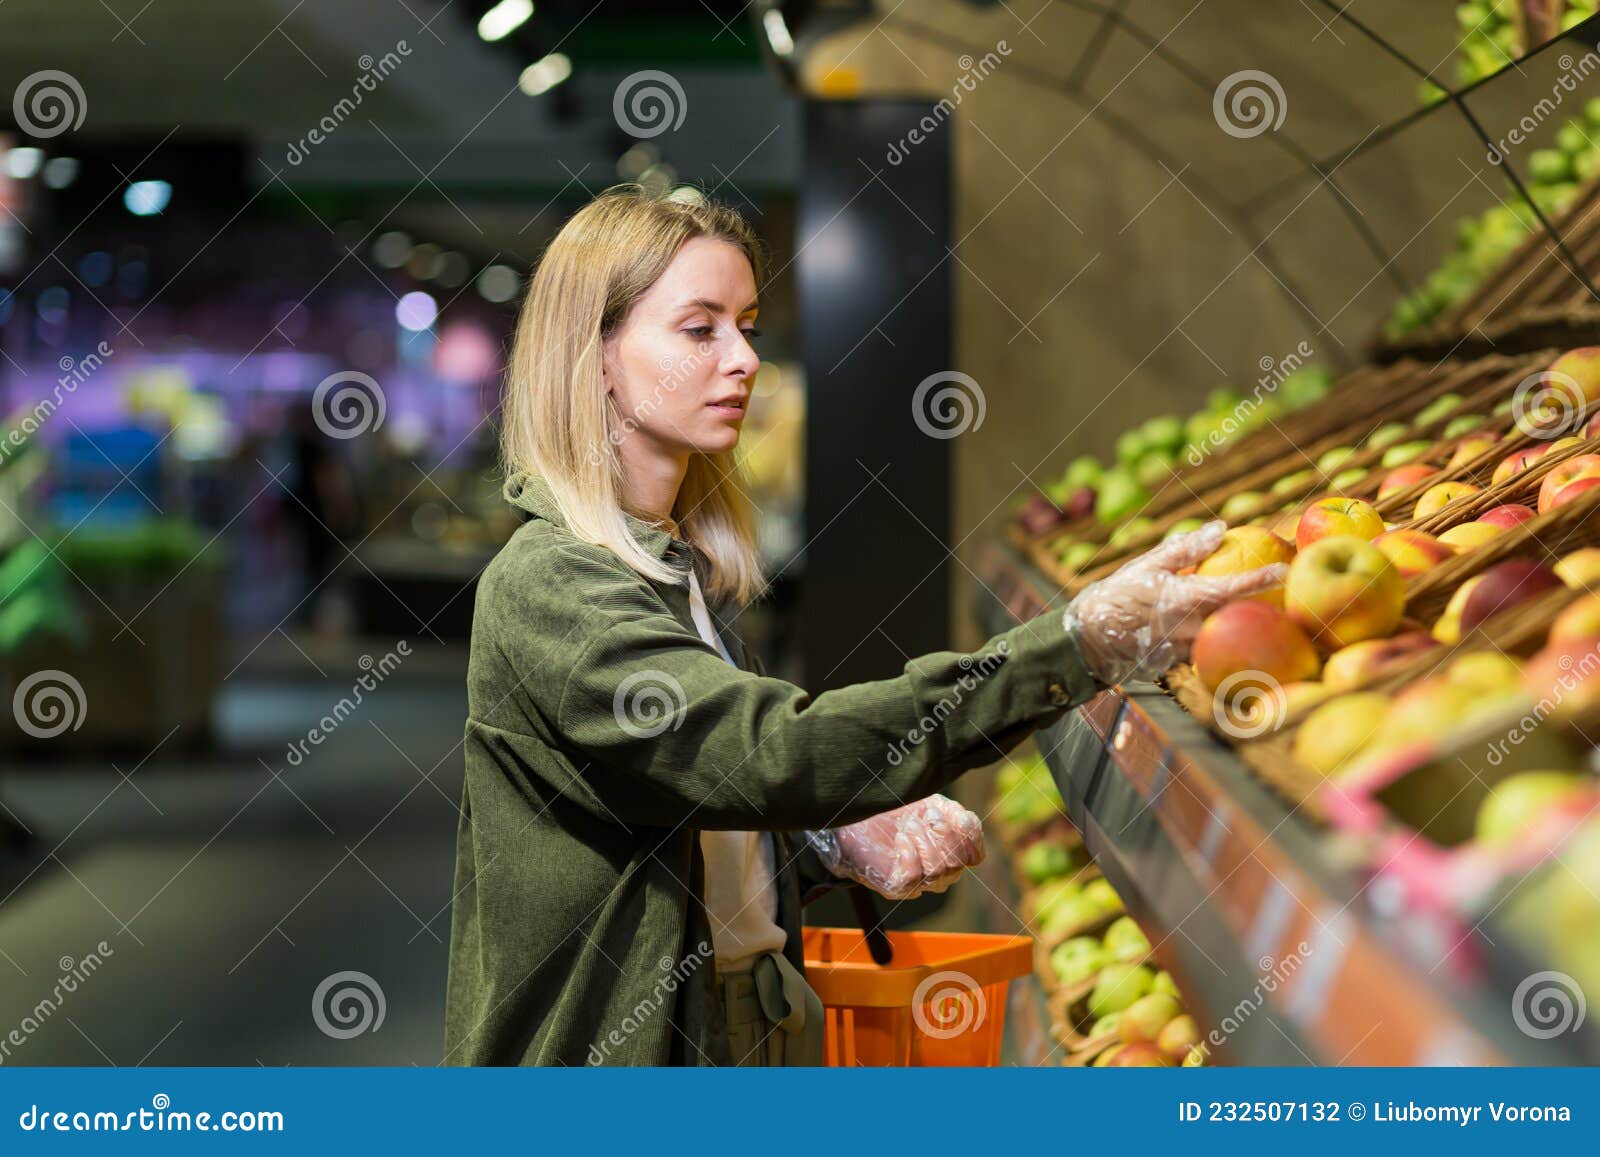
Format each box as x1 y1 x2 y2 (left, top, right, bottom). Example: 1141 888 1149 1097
695 426 744 454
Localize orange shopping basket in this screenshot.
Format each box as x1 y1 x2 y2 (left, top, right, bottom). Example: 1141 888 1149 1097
801 926 1034 1066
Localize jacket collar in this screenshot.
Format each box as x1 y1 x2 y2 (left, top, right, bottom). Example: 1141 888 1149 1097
503 469 682 563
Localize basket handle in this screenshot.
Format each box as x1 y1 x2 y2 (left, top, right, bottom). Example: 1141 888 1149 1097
848 883 894 965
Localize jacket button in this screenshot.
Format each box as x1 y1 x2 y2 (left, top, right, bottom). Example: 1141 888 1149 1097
1047 681 1073 706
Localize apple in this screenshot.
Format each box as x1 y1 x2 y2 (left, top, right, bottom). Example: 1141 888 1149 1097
1102 916 1150 962
1459 560 1564 636
1375 676 1481 748
1445 434 1503 470
1271 468 1317 496
1479 503 1537 528
1119 992 1182 1044
1549 475 1600 512
1413 481 1481 520
1182 1045 1208 1067
1193 601 1321 692
1542 346 1600 414
1493 447 1544 485
1538 454 1600 513
1443 413 1488 438
1380 440 1435 468
1196 527 1295 608
1081 877 1122 915
1296 496 1384 549
1437 521 1505 551
1446 651 1524 695
1285 536 1406 651
1379 463 1440 499
1091 1043 1125 1067
1219 491 1268 522
1096 468 1149 523
1151 971 1181 999
1372 528 1455 577
1050 936 1108 985
1157 1015 1202 1063
1556 547 1600 589
1063 455 1104 491
1417 393 1464 426
1103 1041 1171 1067
1476 771 1590 845
1109 516 1157 549
1523 635 1600 720
1058 541 1100 573
1292 692 1390 776
1321 631 1438 691
1329 467 1369 491
1552 594 1600 639
1364 422 1409 451
1316 445 1357 473
1088 963 1155 1019
1588 409 1600 439
1432 574 1483 643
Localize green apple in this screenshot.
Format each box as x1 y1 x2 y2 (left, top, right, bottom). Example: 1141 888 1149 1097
1095 469 1148 523
1057 541 1099 573
1064 455 1104 491
1090 1012 1123 1038
1151 970 1181 999
1417 392 1463 426
1207 386 1243 412
1116 429 1148 466
1102 915 1151 962
1181 1044 1207 1067
1476 771 1588 845
1049 936 1106 985
1080 877 1122 914
1329 467 1369 491
1119 992 1182 1044
1041 894 1105 939
1364 422 1408 451
1219 491 1267 522
1136 450 1176 490
1443 413 1486 438
1315 445 1356 473
1380 440 1434 468
1164 517 1206 539
1140 415 1185 454
1279 366 1332 411
1019 840 1073 884
1087 963 1155 1020
1271 469 1316 496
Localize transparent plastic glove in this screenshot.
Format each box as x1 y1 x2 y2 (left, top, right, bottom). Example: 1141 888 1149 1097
803 795 986 901
1066 519 1288 685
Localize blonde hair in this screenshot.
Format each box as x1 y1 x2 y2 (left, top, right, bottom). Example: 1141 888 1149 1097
500 184 767 606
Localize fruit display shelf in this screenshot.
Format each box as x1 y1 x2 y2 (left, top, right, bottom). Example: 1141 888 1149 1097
1382 175 1600 361
973 539 1589 1066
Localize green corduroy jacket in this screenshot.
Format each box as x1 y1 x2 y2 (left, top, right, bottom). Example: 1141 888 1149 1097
442 471 1102 1066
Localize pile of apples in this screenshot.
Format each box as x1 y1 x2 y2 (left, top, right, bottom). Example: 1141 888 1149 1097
1392 79 1600 336
1015 367 1332 546
1050 918 1207 1067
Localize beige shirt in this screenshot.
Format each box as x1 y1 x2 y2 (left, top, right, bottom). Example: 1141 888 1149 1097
687 565 787 974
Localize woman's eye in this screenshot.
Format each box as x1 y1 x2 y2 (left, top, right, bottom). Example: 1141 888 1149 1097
685 326 714 338
742 328 763 341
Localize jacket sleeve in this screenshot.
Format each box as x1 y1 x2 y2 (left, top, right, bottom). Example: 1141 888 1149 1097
487 540 1101 832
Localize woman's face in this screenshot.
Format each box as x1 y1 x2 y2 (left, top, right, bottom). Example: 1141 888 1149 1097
603 236 761 459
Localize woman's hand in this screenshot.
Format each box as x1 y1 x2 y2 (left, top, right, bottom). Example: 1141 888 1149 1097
1068 519 1287 685
804 794 985 901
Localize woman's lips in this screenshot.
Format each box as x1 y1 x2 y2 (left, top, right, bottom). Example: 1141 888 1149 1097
707 403 745 420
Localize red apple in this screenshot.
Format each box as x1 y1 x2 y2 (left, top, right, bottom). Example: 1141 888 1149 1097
1459 560 1564 635
1296 497 1384 550
1321 631 1439 691
1103 1041 1172 1067
1538 454 1600 514
1492 447 1545 485
1285 536 1406 651
1543 346 1600 415
1478 503 1536 528
1446 434 1503 470
1437 521 1505 551
1372 528 1455 577
1192 601 1321 693
1378 464 1440 500
1549 475 1600 511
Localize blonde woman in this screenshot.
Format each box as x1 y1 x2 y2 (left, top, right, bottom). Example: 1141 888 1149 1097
442 185 1283 1067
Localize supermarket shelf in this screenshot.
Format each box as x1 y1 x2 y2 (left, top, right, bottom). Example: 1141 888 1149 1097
973 540 1584 1066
